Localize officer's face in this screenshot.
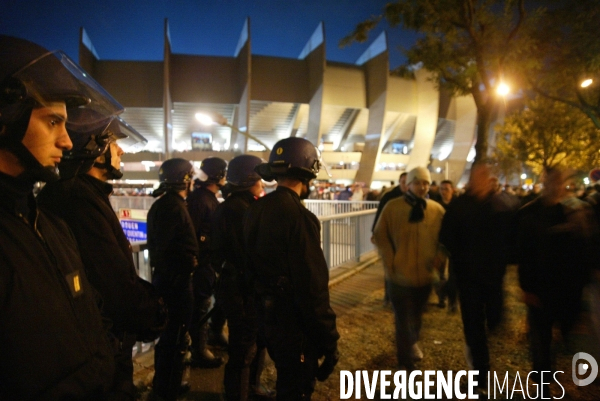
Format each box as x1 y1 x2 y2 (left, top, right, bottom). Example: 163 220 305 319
21 102 72 170
109 142 124 170
249 179 264 198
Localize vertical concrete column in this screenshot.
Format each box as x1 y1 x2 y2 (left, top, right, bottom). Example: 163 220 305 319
163 19 173 159
300 23 326 146
78 27 99 76
354 32 389 188
447 95 476 184
234 18 251 152
406 69 439 171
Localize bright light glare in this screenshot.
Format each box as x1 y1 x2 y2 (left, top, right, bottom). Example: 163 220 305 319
195 113 214 125
584 177 590 185
581 79 593 88
521 173 527 180
497 83 510 96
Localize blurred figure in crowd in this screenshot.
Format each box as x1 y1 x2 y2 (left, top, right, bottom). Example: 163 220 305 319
439 162 518 395
514 167 599 393
373 167 446 370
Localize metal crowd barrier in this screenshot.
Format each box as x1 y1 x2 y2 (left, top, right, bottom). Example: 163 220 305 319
129 208 377 278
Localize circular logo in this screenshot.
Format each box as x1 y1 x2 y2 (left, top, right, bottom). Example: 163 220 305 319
276 147 283 155
572 352 599 386
590 169 600 183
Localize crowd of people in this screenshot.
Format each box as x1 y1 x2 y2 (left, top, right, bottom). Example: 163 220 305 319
2 33 599 401
372 164 600 398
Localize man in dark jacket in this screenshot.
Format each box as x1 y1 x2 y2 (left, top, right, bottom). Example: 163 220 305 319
38 112 166 401
212 154 272 400
244 137 340 400
148 158 199 400
439 163 518 393
514 167 598 390
186 156 227 368
0 35 119 400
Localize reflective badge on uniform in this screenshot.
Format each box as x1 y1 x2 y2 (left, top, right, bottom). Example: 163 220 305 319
65 271 84 298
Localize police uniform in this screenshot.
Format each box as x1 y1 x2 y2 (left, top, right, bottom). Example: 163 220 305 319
244 186 339 400
148 191 198 400
38 174 164 399
0 172 115 400
187 185 226 359
212 190 261 399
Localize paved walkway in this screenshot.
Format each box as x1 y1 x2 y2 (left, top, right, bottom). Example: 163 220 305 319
133 253 383 400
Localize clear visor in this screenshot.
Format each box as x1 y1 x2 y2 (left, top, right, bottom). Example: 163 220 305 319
13 50 124 125
113 117 147 151
315 146 331 178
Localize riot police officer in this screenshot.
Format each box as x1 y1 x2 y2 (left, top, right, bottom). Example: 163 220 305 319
211 154 271 400
147 158 198 400
244 137 340 400
37 110 167 401
0 35 121 400
187 157 228 368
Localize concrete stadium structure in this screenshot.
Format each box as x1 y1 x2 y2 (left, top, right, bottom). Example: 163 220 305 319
78 19 478 189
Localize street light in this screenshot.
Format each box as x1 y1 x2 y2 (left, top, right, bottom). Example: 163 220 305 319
497 82 510 96
581 78 593 88
195 112 271 151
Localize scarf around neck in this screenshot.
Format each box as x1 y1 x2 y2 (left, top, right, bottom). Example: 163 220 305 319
404 190 427 222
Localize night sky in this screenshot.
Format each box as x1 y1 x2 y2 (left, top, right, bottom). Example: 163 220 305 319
2 0 417 69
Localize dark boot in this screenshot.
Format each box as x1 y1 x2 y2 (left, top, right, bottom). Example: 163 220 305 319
190 322 224 368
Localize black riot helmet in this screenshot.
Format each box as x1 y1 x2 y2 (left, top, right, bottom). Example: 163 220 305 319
197 157 227 185
255 137 321 182
226 154 262 187
0 35 124 182
59 109 147 180
153 158 195 198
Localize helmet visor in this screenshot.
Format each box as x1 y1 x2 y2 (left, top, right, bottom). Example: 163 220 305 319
13 50 124 125
112 117 147 151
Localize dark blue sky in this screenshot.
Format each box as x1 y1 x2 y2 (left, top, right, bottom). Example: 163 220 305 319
2 0 417 69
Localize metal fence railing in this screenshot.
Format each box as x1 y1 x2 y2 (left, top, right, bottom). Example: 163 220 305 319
303 200 379 216
112 197 379 218
130 208 377 279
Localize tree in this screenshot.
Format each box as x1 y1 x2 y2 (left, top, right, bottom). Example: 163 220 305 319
494 96 600 176
342 0 542 163
524 0 600 129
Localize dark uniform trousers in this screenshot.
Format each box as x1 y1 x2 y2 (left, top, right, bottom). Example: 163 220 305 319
217 268 259 400
152 272 193 401
258 289 319 400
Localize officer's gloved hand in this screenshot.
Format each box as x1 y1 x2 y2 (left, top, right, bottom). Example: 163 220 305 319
316 348 340 381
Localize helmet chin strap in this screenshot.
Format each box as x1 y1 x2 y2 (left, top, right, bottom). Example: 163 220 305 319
92 146 123 180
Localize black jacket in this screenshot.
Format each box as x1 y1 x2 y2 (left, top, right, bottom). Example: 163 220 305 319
38 174 163 335
212 190 255 274
439 191 517 281
0 173 114 400
243 186 339 355
147 191 199 278
514 197 597 311
187 186 220 266
372 186 403 232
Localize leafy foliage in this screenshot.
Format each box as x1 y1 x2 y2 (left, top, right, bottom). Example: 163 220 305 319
495 96 600 175
524 0 600 128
